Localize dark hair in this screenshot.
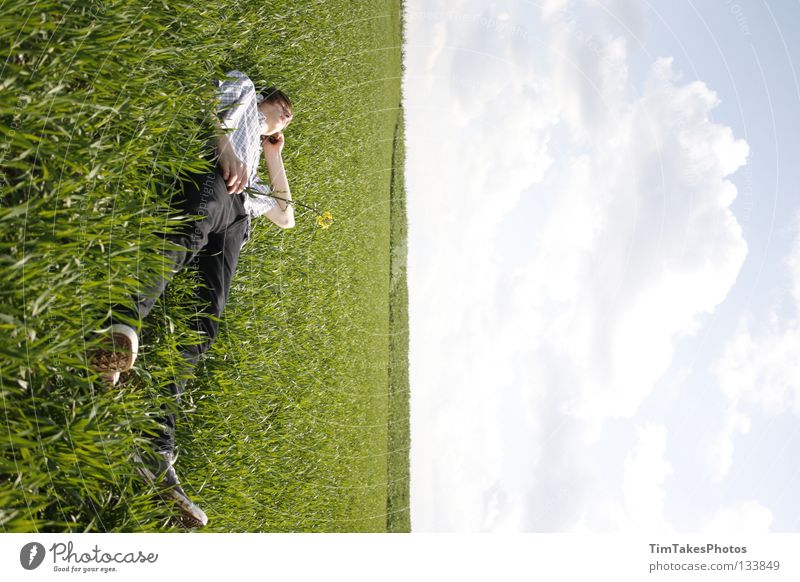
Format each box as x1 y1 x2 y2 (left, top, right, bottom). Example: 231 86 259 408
258 86 292 113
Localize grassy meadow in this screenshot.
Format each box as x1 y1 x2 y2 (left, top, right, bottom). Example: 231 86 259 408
0 0 408 532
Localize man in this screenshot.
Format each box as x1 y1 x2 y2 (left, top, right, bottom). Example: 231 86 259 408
91 70 294 528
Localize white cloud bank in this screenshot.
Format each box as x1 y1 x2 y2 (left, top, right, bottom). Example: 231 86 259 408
711 218 800 481
575 423 675 532
622 424 673 530
514 54 748 426
407 0 749 530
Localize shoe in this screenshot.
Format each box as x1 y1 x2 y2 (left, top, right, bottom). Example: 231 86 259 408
91 324 139 384
134 451 208 529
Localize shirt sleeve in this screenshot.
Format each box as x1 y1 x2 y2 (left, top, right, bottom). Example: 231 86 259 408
246 174 278 218
216 70 256 132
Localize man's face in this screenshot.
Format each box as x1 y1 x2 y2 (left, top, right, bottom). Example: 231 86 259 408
258 99 293 136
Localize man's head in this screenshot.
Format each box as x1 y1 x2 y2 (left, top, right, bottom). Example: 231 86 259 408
257 87 293 136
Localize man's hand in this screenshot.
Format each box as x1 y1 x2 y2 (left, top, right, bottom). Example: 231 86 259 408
262 132 285 157
216 135 249 194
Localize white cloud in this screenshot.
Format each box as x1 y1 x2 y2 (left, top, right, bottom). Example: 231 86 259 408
715 308 800 417
621 424 673 531
542 0 571 22
425 22 448 72
407 0 749 531
510 53 748 425
710 217 800 480
702 501 773 534
572 423 674 532
705 406 751 482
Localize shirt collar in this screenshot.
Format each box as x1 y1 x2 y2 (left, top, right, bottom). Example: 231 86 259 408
257 109 268 135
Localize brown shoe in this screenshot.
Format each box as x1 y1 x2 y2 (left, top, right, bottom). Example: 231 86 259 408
91 324 139 385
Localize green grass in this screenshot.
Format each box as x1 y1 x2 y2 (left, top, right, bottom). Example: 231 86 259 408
386 111 409 533
0 0 407 532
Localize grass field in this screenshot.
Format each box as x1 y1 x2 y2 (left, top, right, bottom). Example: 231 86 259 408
0 0 408 532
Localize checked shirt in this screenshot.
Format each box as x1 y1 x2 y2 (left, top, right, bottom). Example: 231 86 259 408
215 69 278 243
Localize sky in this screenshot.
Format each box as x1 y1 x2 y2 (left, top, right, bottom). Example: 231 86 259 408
404 0 800 532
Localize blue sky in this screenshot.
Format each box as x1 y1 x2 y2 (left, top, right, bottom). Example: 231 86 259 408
405 0 800 532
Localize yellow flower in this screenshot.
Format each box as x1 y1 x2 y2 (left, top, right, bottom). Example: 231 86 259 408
315 210 334 229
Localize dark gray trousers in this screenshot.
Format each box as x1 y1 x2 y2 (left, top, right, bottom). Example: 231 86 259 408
118 170 248 455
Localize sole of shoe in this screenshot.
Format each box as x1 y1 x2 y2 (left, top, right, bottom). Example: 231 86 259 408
134 457 208 529
92 324 139 374
162 489 209 528
170 513 208 530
